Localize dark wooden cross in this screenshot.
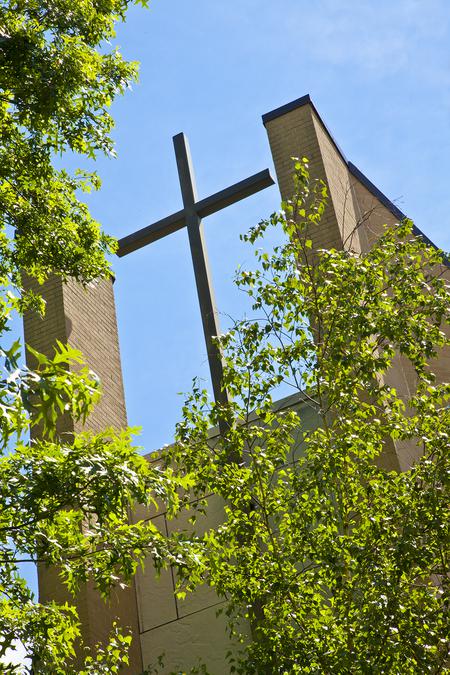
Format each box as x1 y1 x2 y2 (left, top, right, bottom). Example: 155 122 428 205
117 133 274 432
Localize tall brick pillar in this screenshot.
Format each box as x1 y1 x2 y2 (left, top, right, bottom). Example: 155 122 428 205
263 95 449 471
23 276 143 673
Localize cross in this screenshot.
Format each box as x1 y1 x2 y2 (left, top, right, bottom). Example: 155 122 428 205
117 133 274 433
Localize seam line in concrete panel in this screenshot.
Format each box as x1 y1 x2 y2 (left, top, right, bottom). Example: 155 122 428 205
140 599 225 635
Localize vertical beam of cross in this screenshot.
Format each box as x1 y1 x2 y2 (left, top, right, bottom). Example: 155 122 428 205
117 133 275 435
173 134 228 415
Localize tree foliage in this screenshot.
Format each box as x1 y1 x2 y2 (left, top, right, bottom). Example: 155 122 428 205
1 2 448 671
0 1 181 672
159 161 450 674
0 0 148 285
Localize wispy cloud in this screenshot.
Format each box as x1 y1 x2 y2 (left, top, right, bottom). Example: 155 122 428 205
283 0 450 79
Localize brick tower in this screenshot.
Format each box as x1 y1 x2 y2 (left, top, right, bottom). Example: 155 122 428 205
23 276 143 673
263 95 449 471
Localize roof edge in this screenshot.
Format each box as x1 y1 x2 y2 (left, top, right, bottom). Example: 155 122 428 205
347 162 406 222
262 94 313 125
262 95 447 263
263 95 405 219
262 94 349 165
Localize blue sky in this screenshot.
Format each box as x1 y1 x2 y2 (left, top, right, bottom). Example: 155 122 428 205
22 0 450 453
10 0 450 618
96 0 450 454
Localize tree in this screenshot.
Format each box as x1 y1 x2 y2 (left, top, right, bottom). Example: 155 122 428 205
0 1 180 671
1 4 448 672
158 161 450 673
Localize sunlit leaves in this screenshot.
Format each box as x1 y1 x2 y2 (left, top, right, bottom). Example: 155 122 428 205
159 161 450 673
0 0 144 286
0 342 180 671
0 0 161 670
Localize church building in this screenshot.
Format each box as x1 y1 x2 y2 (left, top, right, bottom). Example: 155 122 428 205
23 95 450 674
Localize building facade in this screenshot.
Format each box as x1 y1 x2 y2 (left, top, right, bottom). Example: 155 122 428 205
24 96 449 673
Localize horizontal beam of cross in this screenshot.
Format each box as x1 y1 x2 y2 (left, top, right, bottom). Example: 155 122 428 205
116 133 275 434
117 169 274 257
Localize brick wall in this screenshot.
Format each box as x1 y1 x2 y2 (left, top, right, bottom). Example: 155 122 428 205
23 275 143 673
264 96 449 471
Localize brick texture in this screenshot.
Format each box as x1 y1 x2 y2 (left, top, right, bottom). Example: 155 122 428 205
23 275 143 673
264 98 449 471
